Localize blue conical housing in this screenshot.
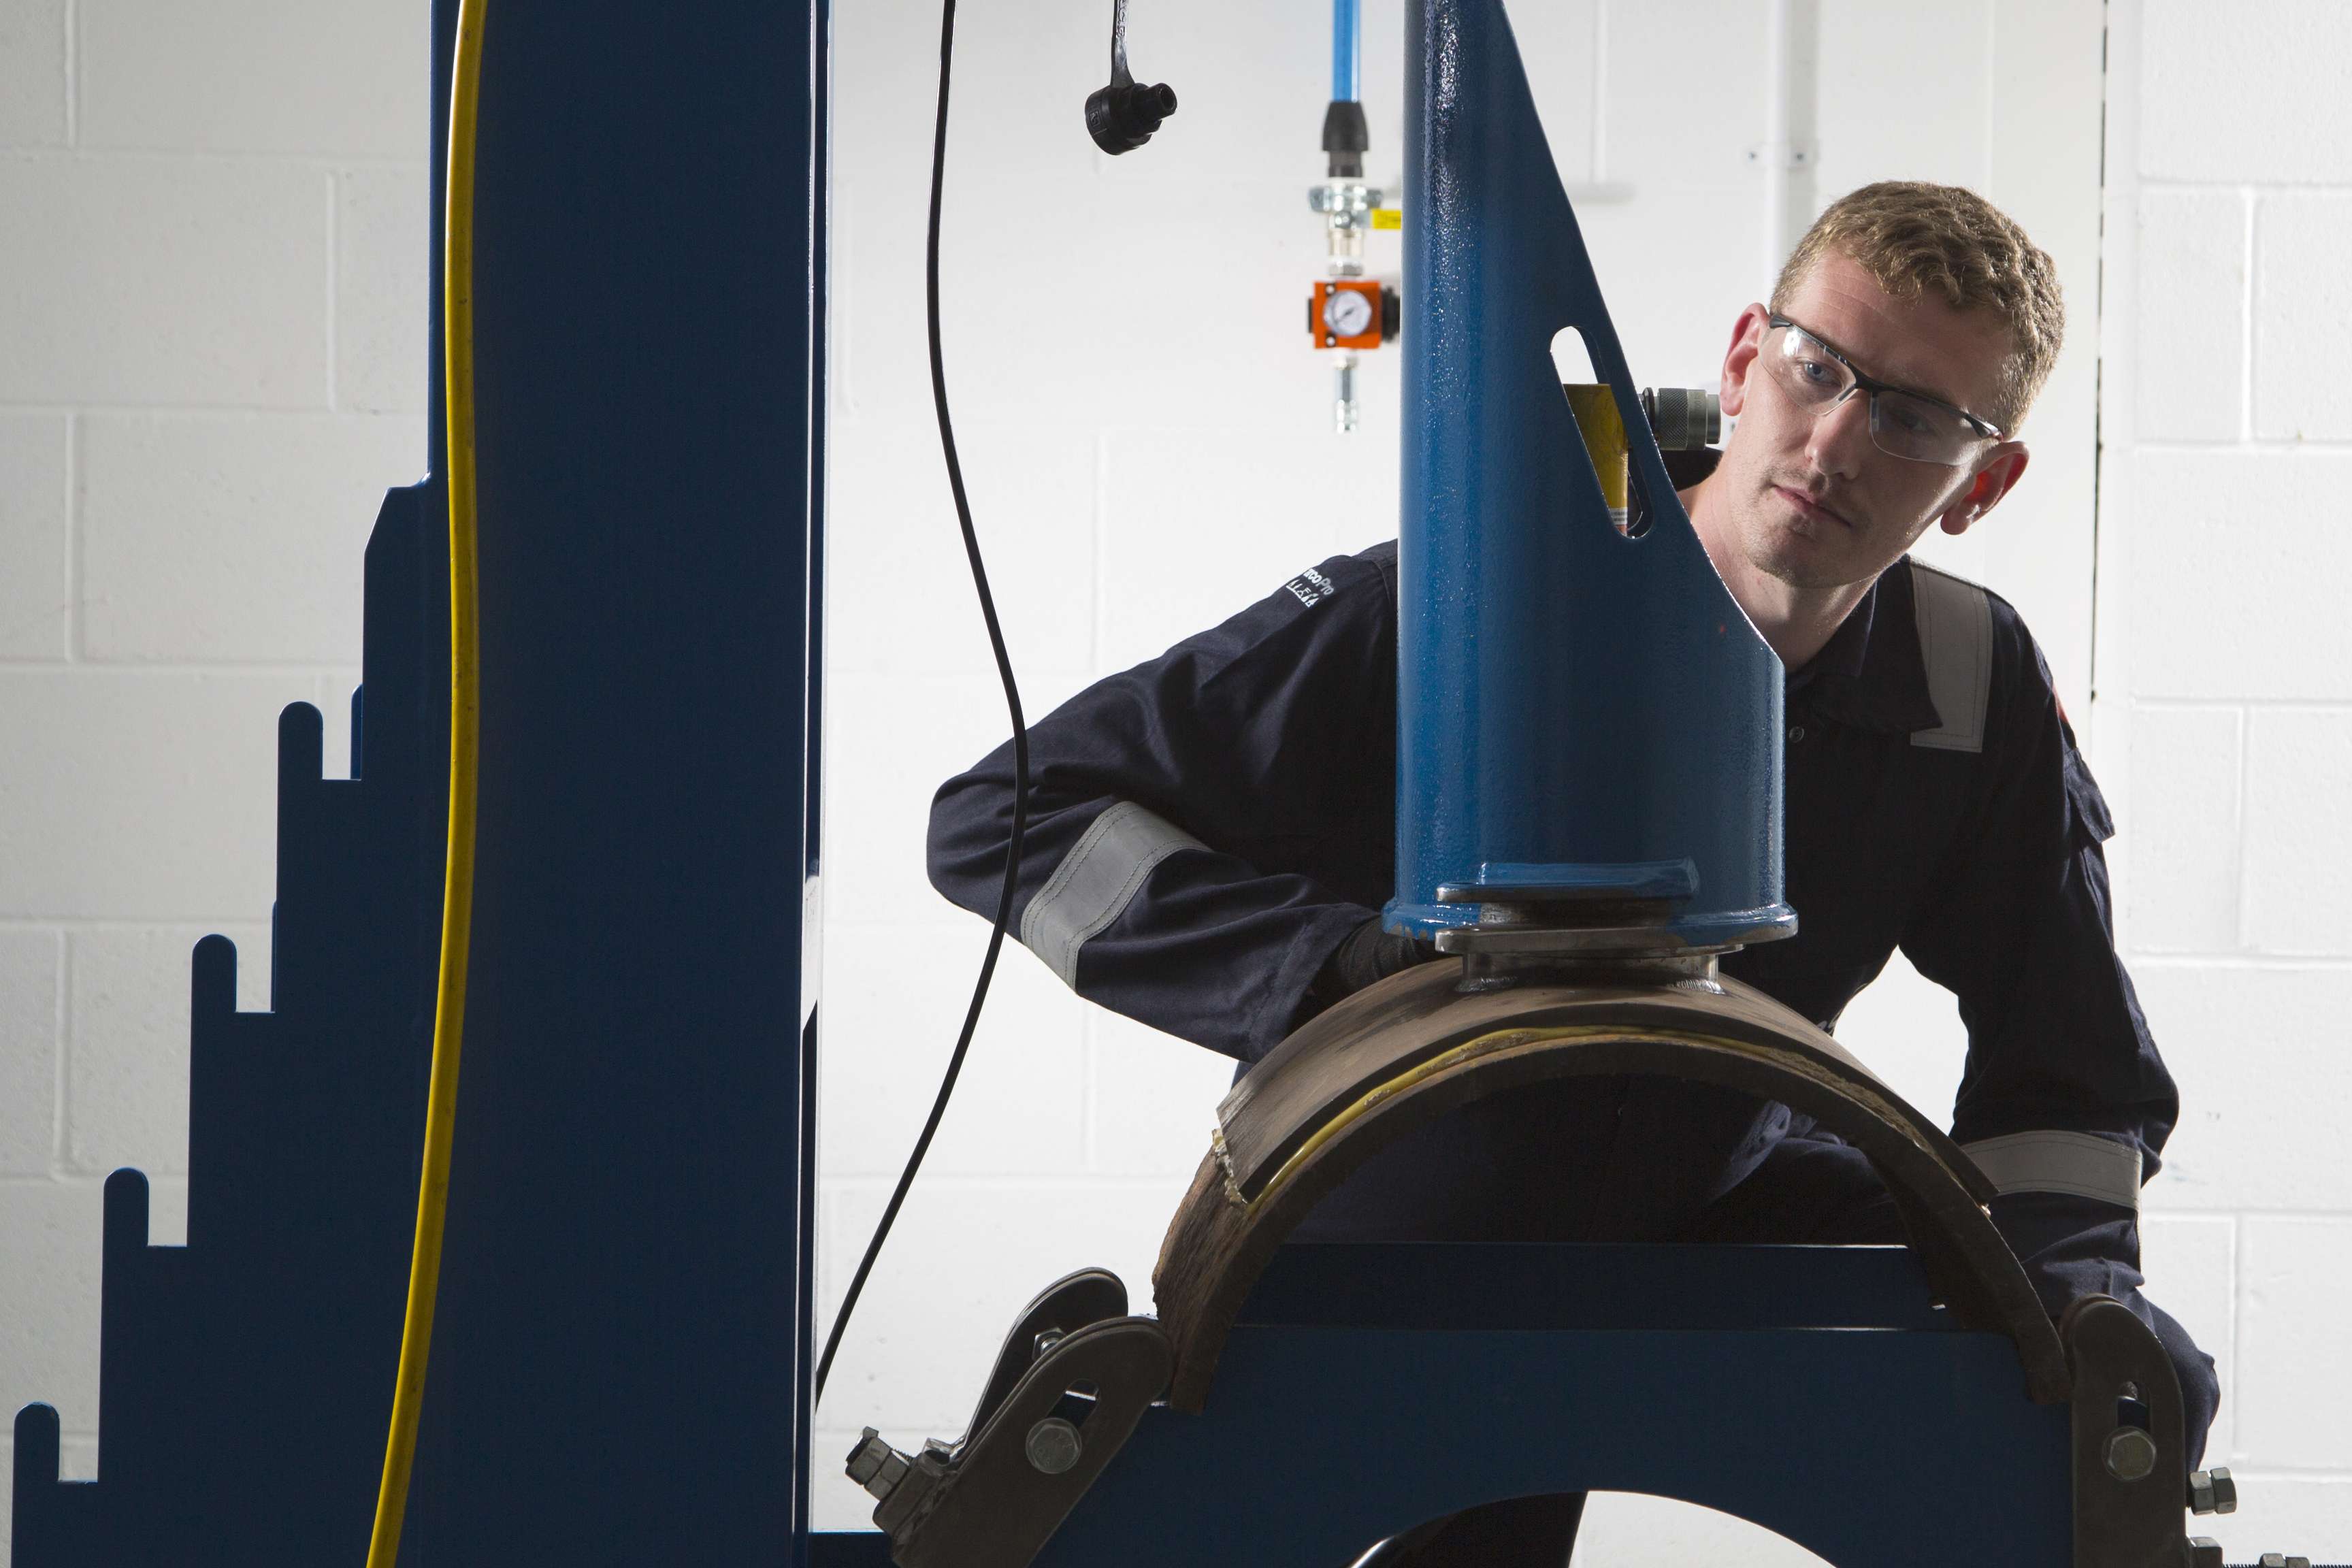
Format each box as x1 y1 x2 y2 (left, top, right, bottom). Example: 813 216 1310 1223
1390 0 1795 950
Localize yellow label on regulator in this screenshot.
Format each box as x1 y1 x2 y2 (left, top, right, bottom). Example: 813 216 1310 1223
1372 208 1402 231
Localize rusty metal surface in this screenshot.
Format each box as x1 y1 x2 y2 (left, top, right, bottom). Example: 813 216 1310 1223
1156 965 2067 1414
888 1317 1173 1568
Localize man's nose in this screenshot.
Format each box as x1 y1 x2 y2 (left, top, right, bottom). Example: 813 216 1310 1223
1805 389 1872 479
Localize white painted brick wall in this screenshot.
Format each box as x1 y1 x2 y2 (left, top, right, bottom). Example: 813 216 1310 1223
2138 0 2352 186
6 0 2347 1561
0 934 63 1179
2242 709 2352 956
2238 1219 2352 1471
76 0 421 158
2125 706 2241 952
2104 0 2352 1554
0 0 426 1554
0 1 68 148
79 413 419 663
2254 192 2352 444
2129 964 2352 1214
2134 190 2245 444
0 415 71 660
334 168 431 416
0 159 331 408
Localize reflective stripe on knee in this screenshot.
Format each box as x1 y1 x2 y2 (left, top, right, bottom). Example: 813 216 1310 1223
1019 801 1205 987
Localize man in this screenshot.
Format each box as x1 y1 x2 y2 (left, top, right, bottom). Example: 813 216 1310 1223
928 182 2216 1563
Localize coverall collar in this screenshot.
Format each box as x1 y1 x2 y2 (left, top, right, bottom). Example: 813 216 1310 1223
1784 557 1944 738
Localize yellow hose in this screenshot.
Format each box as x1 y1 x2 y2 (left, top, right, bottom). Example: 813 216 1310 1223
364 0 484 1561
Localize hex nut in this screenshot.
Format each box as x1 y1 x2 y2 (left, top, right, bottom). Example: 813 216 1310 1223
2187 1541 2221 1568
2104 1426 2159 1482
1026 1416 1084 1475
845 1429 911 1500
2189 1466 2239 1516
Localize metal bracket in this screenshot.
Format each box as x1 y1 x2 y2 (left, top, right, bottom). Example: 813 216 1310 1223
2064 1294 2197 1567
847 1284 1172 1568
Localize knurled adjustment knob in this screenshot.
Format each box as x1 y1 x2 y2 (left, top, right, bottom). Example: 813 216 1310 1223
2189 1466 2238 1515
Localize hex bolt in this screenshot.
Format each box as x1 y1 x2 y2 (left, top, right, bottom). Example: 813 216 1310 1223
845 1428 912 1501
2103 1426 2159 1482
2187 1541 2222 1568
1025 1416 1084 1475
2189 1466 2238 1516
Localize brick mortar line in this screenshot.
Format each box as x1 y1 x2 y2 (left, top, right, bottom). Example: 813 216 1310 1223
2231 698 2251 950
49 927 66 1176
0 403 421 418
2248 193 2268 439
0 1173 188 1187
2129 952 2352 966
2127 440 2352 451
324 169 340 414
54 928 74 1179
2125 698 2352 712
2144 1210 2352 1222
0 148 429 173
0 660 358 675
2140 174 2352 194
63 410 80 665
61 0 76 147
823 1174 1200 1193
2240 189 2257 444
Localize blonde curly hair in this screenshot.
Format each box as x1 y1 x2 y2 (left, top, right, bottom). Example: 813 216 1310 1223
1773 181 2064 431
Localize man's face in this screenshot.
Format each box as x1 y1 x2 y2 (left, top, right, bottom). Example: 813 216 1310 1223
1709 249 2029 593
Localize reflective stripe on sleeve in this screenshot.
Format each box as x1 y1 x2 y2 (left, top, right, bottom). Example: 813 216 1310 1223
1910 560 1993 754
1959 1130 2144 1210
1019 801 1206 988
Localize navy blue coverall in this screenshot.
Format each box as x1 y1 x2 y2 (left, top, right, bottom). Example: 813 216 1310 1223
926 474 2219 1561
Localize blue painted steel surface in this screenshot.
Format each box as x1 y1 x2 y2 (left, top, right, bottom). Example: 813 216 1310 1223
1065 1243 2066 1567
1333 0 1362 101
811 1245 2070 1565
8 4 826 1563
1390 0 1794 949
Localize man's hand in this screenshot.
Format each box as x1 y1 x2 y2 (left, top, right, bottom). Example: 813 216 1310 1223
1311 916 1441 1010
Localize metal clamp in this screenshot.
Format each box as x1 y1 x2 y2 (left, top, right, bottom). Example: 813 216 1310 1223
844 1272 1171 1568
2063 1296 2196 1568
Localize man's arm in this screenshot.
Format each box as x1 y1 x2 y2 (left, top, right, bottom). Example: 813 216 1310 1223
927 547 1399 1063
1901 617 2179 1318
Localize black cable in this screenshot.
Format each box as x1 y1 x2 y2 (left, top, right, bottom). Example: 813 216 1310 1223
815 0 1029 1405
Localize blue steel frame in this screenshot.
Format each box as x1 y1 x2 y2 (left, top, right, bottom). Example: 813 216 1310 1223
9 4 828 1563
811 1243 2074 1567
1389 0 1795 949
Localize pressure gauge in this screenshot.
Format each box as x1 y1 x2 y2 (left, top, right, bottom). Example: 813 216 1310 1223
1322 289 1375 338
1308 278 1396 351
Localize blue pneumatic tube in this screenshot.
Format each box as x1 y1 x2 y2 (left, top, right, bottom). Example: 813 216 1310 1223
1333 0 1361 101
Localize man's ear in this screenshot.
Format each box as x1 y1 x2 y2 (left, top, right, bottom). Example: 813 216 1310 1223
1719 304 1770 417
1937 443 2030 536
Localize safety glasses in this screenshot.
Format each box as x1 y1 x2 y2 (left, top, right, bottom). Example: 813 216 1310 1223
1763 314 2004 465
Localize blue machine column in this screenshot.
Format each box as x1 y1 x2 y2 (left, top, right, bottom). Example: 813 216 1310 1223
1390 0 1795 953
405 1 828 1561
